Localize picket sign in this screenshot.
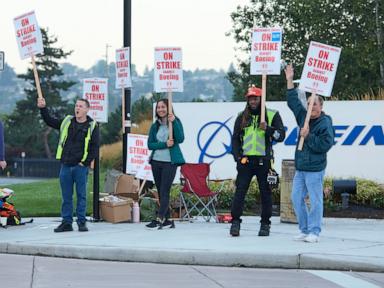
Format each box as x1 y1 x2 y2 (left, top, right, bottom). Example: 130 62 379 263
14 11 44 99
115 47 132 131
83 78 108 123
154 47 183 140
297 41 341 150
251 27 282 123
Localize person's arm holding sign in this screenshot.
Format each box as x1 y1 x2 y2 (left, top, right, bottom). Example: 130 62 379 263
285 64 307 136
37 97 62 129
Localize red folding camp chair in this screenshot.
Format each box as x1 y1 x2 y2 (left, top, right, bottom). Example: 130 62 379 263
179 163 225 222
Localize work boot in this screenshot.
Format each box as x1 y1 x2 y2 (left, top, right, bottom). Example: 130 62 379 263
54 222 73 233
230 219 241 237
258 223 270 236
78 222 89 232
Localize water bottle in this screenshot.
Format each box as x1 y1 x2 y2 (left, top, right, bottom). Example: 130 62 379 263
132 202 140 223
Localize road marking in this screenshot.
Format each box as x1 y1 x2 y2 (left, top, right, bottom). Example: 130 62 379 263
306 270 381 288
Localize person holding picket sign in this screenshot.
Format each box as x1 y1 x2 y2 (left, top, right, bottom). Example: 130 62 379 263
37 97 99 233
0 120 7 170
146 98 185 229
230 85 285 237
285 64 334 243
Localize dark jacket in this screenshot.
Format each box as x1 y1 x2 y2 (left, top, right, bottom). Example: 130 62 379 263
40 107 99 167
232 107 285 162
148 117 185 166
287 88 334 171
0 121 5 161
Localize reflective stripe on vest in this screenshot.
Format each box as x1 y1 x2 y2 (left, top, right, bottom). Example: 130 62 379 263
56 115 97 161
242 109 276 156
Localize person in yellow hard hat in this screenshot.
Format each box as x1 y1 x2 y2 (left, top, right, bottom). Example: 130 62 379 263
230 85 285 237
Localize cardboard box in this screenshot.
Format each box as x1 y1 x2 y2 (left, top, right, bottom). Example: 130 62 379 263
100 197 133 223
115 174 140 201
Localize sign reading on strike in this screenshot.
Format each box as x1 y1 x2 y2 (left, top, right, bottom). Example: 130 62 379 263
126 134 153 181
83 78 108 123
13 11 44 60
0 51 4 71
251 27 282 75
154 47 183 92
299 41 341 97
115 47 132 89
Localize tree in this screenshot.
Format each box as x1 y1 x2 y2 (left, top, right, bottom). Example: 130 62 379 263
5 28 75 158
228 0 384 100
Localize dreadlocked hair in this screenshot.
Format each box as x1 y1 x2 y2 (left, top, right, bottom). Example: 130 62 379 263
240 105 252 130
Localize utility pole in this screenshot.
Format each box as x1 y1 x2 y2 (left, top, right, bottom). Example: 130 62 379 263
123 0 132 173
105 44 112 78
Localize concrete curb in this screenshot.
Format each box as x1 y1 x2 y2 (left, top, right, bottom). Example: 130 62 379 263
1 242 383 272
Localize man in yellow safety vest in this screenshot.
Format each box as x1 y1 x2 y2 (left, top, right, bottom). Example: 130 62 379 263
230 85 285 237
38 97 98 233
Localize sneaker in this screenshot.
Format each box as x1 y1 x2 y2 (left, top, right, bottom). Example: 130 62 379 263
159 219 175 230
258 223 270 236
146 219 160 229
304 233 319 243
54 222 73 233
78 222 88 232
293 233 308 241
230 219 241 237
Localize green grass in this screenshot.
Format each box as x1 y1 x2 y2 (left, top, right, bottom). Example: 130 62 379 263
3 171 105 217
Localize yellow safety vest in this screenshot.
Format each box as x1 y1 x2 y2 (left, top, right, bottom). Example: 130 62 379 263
242 109 276 156
56 115 97 162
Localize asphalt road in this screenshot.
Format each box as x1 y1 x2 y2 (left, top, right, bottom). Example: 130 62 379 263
1 254 383 288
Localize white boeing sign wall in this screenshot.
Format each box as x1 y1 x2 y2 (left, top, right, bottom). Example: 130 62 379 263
168 101 384 183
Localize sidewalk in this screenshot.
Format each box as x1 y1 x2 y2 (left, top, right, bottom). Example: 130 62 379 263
0 216 383 272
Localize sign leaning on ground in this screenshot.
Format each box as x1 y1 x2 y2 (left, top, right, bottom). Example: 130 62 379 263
0 51 4 71
251 27 283 75
83 78 108 123
126 134 153 182
13 11 43 60
154 47 183 92
115 47 132 89
299 41 342 97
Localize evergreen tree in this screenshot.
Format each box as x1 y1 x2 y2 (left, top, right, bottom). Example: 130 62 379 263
5 28 75 158
228 0 384 100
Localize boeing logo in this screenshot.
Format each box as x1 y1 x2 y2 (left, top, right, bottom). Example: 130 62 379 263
197 122 384 162
285 125 384 146
197 117 233 163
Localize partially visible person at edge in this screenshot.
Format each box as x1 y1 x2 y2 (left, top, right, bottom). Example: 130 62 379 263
285 64 335 243
230 85 285 237
146 98 185 230
0 120 7 170
37 97 99 233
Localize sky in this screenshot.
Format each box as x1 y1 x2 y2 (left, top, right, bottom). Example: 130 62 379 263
1 0 248 75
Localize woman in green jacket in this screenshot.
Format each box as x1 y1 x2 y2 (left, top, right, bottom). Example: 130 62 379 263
146 99 185 229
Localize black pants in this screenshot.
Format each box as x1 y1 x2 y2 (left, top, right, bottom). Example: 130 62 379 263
151 160 177 219
231 157 272 225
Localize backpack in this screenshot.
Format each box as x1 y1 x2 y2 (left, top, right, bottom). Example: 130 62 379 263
0 201 22 225
0 190 33 226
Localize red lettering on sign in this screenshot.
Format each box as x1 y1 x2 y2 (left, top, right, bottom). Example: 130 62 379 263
91 85 100 92
261 33 271 41
163 52 173 60
307 57 334 71
156 61 181 69
318 50 329 60
21 18 29 27
119 53 125 60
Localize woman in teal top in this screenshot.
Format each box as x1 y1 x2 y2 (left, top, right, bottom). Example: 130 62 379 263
146 99 185 229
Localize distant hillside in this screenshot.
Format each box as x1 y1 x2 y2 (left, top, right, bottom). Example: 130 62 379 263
0 61 234 115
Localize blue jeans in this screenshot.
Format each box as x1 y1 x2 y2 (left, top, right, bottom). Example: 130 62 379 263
59 164 89 224
291 170 325 236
